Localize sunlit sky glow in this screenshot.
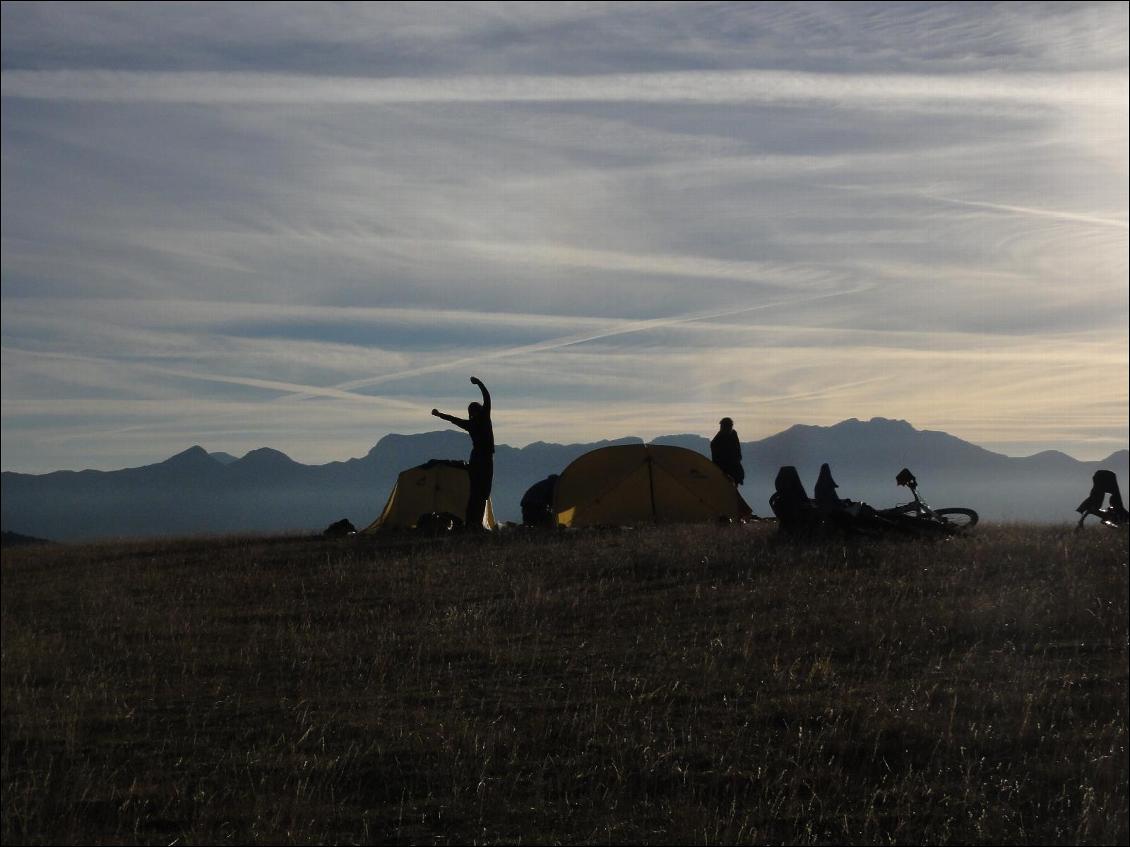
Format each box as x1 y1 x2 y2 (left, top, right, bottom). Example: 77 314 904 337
2 1 1127 472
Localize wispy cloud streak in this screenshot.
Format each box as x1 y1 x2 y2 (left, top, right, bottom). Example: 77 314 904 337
3 68 1124 108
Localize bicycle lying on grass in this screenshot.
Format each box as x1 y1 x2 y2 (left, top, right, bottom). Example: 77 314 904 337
770 466 978 539
875 468 979 534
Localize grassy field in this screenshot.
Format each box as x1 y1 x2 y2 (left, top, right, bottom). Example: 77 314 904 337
2 521 1127 845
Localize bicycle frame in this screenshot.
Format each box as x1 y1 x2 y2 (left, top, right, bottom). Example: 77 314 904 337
879 469 979 531
892 474 936 518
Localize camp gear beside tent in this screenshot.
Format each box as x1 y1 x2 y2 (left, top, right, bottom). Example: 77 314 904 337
364 459 498 532
552 444 753 528
771 465 977 538
521 474 559 527
1076 469 1129 529
814 463 842 508
415 511 464 534
769 466 819 533
770 465 875 535
323 518 356 537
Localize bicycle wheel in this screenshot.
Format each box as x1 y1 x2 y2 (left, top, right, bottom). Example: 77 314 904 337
935 508 978 531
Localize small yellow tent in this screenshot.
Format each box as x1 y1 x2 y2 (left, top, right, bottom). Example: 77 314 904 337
552 444 752 528
363 460 497 532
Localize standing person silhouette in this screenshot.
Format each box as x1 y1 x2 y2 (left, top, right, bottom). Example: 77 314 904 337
432 377 494 530
710 417 745 486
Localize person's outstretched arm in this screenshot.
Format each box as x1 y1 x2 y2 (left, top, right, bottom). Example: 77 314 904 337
470 376 491 416
432 408 469 430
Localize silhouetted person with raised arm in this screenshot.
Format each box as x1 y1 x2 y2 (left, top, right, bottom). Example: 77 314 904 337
710 417 744 486
432 377 494 531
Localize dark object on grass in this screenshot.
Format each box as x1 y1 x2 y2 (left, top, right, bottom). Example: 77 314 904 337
771 465 869 535
415 512 463 534
520 474 559 527
814 463 842 508
770 466 819 534
1 530 53 548
323 519 356 537
1076 470 1129 529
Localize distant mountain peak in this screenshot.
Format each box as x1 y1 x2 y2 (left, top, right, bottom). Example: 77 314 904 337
1028 449 1074 460
874 416 913 428
834 417 913 431
161 445 217 466
775 418 910 438
367 430 467 456
169 444 209 458
239 447 295 463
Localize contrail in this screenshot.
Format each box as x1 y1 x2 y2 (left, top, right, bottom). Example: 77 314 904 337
5 283 870 412
0 345 412 408
278 284 874 402
926 195 1129 230
821 183 1129 231
754 375 894 405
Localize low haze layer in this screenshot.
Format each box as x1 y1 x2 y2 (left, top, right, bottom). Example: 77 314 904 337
2 2 1127 472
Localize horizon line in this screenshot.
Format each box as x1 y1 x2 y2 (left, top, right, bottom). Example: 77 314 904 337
4 417 1128 475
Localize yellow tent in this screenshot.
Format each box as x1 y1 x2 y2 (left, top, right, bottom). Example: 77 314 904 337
552 444 752 528
363 460 498 532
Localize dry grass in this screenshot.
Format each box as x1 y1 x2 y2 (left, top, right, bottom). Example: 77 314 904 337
2 522 1127 844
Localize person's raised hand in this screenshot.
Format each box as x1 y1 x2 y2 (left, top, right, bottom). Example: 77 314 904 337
469 376 481 386
431 408 440 417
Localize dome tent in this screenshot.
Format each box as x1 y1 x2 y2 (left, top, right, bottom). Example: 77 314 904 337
364 459 497 532
552 444 752 528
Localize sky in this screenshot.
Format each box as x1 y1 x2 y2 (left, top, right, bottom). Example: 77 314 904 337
2 1 1127 473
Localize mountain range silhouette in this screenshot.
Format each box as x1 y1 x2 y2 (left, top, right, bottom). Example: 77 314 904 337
3 417 1126 541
